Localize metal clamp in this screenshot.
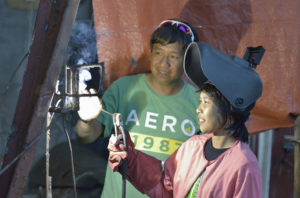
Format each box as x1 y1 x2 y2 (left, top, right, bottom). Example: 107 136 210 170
112 113 127 148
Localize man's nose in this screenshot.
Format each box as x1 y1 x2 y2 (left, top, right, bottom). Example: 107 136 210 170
161 56 170 67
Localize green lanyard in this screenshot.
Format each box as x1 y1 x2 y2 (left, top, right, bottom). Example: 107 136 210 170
185 172 204 198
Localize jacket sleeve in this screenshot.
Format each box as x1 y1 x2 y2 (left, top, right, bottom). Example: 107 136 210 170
145 151 178 198
233 162 262 198
108 130 179 197
123 132 178 197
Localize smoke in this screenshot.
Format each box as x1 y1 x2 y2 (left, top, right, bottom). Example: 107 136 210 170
66 19 101 93
67 20 98 65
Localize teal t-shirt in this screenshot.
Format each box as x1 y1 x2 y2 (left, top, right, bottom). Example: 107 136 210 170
98 74 200 198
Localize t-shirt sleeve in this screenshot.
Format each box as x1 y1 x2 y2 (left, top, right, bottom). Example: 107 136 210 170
97 81 120 138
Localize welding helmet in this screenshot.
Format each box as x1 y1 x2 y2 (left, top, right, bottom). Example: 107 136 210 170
184 42 263 110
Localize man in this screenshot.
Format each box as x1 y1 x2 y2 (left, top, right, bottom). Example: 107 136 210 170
76 19 200 198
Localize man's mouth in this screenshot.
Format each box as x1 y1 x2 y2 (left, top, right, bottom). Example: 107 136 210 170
157 70 169 76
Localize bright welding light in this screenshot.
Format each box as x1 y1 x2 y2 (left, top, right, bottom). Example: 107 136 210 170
78 68 92 93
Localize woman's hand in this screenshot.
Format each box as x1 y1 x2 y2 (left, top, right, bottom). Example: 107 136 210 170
107 134 128 171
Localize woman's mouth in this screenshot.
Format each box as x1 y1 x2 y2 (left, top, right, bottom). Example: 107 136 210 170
198 118 205 125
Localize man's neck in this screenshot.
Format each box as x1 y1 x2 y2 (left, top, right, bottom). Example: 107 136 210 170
145 73 184 96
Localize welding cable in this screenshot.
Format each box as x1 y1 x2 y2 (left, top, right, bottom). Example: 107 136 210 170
0 134 41 176
0 17 36 110
48 106 113 198
0 19 35 111
0 15 44 111
0 95 61 177
0 52 29 110
62 114 78 198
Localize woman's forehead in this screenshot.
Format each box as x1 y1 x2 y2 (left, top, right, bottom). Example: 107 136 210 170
199 91 211 99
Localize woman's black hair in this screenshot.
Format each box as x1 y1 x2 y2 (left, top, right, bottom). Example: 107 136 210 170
150 19 199 51
199 83 255 143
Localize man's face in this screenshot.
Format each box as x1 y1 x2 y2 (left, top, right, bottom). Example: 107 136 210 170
150 42 184 85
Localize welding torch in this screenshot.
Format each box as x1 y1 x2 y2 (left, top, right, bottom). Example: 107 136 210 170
101 109 128 198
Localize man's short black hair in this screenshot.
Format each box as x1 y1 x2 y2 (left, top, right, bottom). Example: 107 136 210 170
150 20 199 51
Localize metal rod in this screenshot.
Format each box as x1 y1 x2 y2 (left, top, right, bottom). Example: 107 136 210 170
101 108 113 116
294 116 300 198
46 95 60 198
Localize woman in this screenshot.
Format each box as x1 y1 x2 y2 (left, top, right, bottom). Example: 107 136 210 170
108 42 263 198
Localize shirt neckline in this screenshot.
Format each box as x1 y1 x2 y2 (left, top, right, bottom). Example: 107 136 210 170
142 74 187 98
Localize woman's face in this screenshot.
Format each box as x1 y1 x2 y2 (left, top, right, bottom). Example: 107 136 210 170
196 91 225 134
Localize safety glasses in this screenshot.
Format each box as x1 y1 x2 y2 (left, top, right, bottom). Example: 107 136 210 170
158 20 195 42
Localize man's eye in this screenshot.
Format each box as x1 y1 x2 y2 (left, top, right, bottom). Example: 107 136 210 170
170 55 179 59
154 51 161 55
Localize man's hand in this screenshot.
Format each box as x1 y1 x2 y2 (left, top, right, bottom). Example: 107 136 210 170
78 89 102 121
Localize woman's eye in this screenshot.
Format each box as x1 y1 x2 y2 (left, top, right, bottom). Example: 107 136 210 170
200 99 209 105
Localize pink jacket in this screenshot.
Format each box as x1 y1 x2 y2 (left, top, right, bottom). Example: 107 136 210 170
110 134 262 198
